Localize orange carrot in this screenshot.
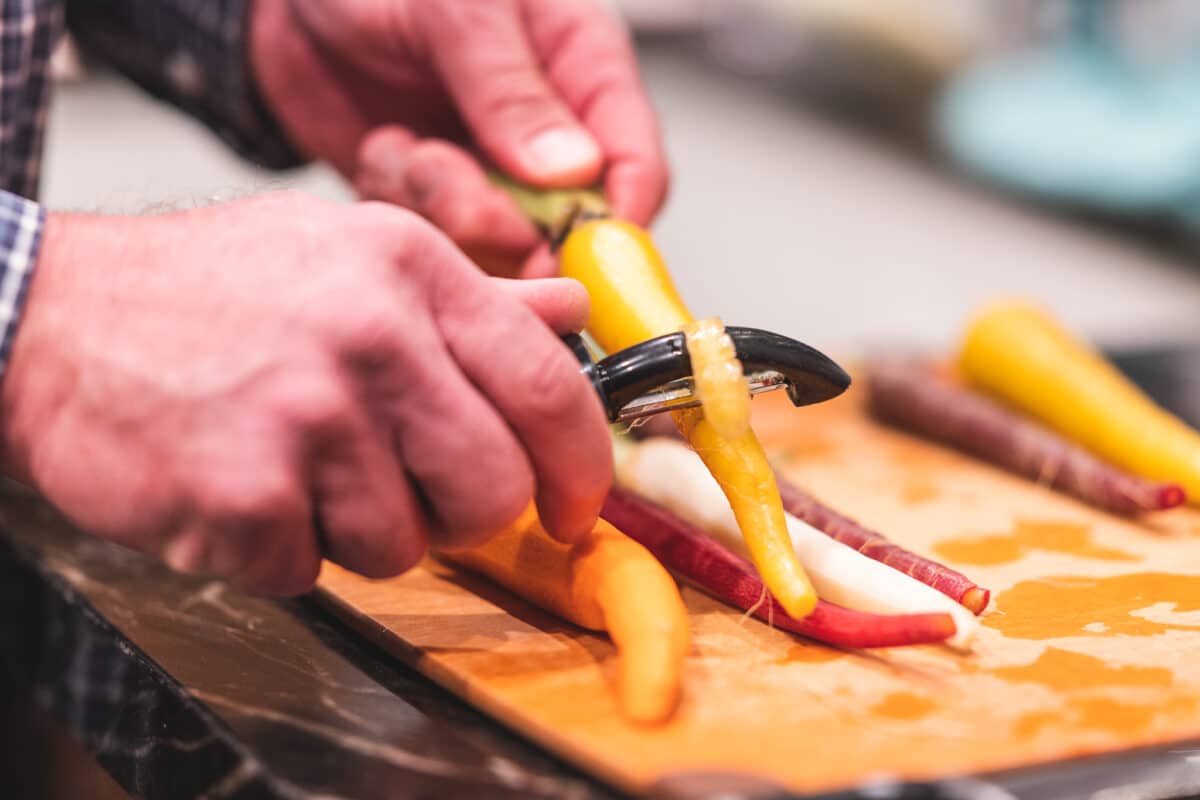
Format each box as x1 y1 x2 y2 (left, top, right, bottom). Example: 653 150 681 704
439 506 689 724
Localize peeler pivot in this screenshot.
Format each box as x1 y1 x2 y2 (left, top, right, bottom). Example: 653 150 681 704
564 328 851 424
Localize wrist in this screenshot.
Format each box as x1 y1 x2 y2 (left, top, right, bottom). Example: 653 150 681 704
0 214 124 487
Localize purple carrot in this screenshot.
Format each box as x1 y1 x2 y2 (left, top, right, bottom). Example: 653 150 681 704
602 488 957 649
865 358 1185 517
628 420 990 615
775 480 990 615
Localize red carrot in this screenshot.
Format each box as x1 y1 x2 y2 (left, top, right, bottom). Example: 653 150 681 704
628 422 991 615
601 488 957 649
864 358 1186 516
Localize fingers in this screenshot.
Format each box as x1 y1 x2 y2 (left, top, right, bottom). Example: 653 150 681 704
308 403 430 579
418 1 603 188
487 276 589 334
425 248 613 543
330 284 539 549
524 0 670 225
355 127 541 275
165 457 321 597
387 350 538 549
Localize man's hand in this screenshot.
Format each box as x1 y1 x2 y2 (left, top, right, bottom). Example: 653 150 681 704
0 193 613 595
249 0 669 276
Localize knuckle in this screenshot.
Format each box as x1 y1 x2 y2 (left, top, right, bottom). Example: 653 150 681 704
483 78 562 129
353 201 424 240
420 0 516 42
350 202 449 268
644 159 671 196
200 471 300 530
514 344 589 423
270 562 322 597
320 489 429 579
440 467 533 549
266 373 353 438
342 529 428 579
332 303 406 366
377 536 427 577
238 533 321 597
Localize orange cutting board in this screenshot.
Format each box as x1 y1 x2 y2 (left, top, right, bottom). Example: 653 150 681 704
317 387 1200 796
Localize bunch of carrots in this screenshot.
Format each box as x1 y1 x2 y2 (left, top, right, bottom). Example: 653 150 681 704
438 184 991 725
866 301 1200 515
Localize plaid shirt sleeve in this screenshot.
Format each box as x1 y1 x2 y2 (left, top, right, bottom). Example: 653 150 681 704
0 1 56 378
0 192 43 377
65 0 304 169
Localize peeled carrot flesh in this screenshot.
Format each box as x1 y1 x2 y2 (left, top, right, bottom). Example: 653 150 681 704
960 300 1200 503
683 318 751 441
439 505 689 724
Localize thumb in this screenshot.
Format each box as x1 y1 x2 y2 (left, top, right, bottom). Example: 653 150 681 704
423 3 603 187
488 276 590 335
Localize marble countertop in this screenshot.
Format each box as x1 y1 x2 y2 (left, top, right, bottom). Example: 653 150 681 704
0 487 616 800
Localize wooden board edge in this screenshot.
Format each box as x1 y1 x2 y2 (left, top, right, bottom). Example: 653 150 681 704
311 585 654 797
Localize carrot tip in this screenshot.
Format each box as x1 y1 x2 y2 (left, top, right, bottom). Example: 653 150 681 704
960 587 991 616
1156 485 1187 510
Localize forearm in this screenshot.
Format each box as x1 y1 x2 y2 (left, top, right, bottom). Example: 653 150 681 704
65 0 303 169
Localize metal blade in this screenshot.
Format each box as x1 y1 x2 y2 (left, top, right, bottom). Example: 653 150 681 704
613 371 789 423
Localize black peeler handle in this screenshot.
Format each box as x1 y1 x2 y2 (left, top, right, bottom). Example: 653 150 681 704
562 328 851 423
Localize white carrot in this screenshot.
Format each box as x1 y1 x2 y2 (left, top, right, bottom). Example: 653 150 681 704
615 437 979 650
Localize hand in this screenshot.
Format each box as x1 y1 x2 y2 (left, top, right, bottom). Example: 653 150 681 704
249 0 669 276
1 193 613 595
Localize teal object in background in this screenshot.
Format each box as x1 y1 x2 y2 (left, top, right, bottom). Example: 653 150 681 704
936 0 1200 217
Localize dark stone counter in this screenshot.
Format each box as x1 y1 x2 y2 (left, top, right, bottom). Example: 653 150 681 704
0 488 614 799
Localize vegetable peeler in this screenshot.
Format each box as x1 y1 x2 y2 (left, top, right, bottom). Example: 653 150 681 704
563 327 852 424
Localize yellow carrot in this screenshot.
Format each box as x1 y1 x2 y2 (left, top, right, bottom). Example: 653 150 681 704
559 218 692 354
673 408 819 618
959 300 1200 502
557 218 818 619
440 505 689 724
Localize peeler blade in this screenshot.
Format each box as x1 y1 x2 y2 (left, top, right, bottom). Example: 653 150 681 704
565 327 851 424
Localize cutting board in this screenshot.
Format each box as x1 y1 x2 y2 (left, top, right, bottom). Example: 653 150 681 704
317 387 1200 796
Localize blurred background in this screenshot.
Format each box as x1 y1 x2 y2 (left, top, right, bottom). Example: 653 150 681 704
43 0 1200 356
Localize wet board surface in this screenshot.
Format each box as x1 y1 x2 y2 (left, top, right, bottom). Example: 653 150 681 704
317 387 1200 797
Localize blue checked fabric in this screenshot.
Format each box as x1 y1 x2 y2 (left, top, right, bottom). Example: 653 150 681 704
0 0 300 378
